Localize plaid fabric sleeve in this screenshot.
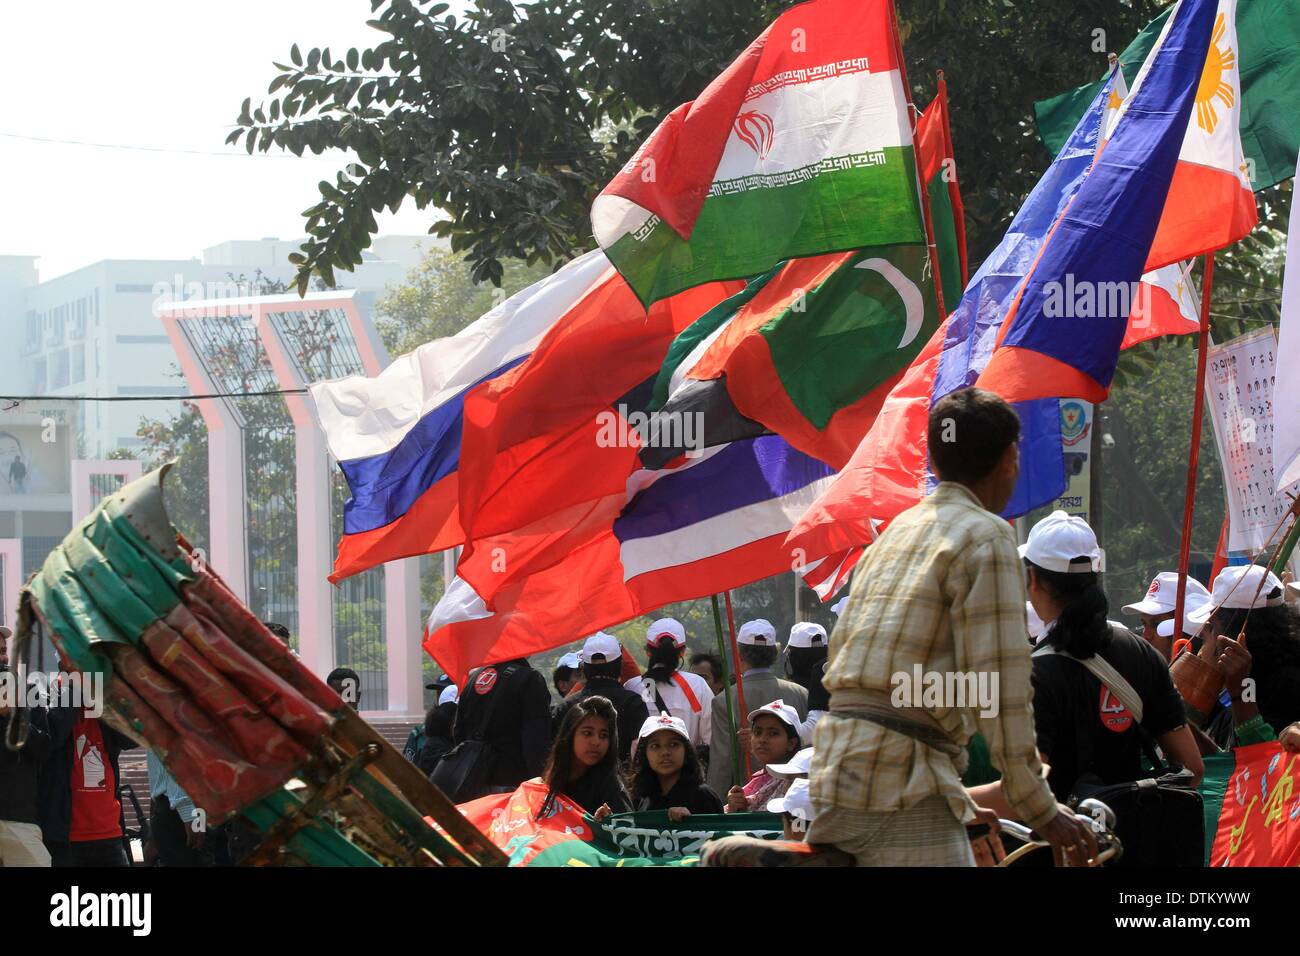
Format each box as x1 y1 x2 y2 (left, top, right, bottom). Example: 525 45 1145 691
950 533 1058 831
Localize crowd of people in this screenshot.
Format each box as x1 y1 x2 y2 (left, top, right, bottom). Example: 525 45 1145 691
6 387 1300 868
405 387 1300 868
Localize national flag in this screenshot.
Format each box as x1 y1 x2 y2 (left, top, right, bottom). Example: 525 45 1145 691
1142 0 1258 270
450 779 782 867
1272 148 1300 493
1035 0 1300 193
309 250 612 581
1200 741 1300 866
427 435 834 683
786 61 1145 561
976 0 1223 404
916 73 969 308
591 0 923 306
638 84 966 472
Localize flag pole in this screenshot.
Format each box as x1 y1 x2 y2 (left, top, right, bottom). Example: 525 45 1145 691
723 590 753 779
889 6 947 323
710 594 743 784
1173 252 1216 637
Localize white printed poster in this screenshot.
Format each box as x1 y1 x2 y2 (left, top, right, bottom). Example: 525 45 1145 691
1055 399 1092 523
1205 327 1289 554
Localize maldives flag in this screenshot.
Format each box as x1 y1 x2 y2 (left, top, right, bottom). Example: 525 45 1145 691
1201 742 1300 866
639 84 965 472
591 0 923 306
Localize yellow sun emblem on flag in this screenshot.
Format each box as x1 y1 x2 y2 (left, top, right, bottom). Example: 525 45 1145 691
1195 12 1236 134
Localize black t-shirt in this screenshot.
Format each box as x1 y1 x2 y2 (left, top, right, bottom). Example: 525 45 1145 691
563 768 632 816
453 661 553 788
1031 626 1186 802
635 777 725 815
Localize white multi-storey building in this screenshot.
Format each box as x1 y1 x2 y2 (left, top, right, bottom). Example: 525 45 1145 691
0 235 431 592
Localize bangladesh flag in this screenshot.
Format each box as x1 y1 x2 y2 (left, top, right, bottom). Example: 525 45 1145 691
640 86 966 471
1034 0 1300 191
591 0 924 307
1201 741 1300 866
451 780 782 867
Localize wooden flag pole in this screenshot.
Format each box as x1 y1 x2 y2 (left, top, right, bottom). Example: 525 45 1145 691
710 594 742 784
1173 252 1216 638
723 590 753 779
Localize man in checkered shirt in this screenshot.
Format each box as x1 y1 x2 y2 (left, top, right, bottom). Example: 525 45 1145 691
806 388 1097 866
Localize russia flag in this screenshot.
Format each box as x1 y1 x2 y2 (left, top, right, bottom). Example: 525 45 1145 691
309 250 615 582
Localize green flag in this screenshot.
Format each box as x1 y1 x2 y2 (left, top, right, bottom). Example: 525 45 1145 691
1034 0 1300 190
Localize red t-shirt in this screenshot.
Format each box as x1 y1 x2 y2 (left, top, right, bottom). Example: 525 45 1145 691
69 714 122 842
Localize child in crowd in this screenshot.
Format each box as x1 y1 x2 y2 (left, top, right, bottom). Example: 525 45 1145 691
767 777 815 841
630 713 724 819
725 700 802 813
537 696 631 821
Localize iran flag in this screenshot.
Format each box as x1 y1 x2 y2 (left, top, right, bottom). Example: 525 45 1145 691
591 0 923 307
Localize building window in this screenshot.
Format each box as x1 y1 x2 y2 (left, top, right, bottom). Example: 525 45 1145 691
71 347 85 385
50 349 70 390
113 284 157 294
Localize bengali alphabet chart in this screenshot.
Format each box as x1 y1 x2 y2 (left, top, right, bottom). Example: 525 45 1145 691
1205 327 1285 554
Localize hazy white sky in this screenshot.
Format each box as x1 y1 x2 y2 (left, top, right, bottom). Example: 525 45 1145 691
1 1 468 280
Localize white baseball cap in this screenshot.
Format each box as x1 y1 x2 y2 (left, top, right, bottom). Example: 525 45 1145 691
1188 565 1286 625
556 651 582 670
1122 571 1211 617
767 777 816 821
638 711 690 742
788 623 827 649
748 699 801 742
1025 601 1045 641
438 684 459 706
1019 510 1105 573
737 619 778 645
765 746 814 778
646 618 686 648
830 597 848 617
579 632 622 664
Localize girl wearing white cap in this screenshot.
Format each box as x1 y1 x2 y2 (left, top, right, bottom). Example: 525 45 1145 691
629 713 724 820
724 700 801 813
1186 565 1300 751
1018 511 1203 802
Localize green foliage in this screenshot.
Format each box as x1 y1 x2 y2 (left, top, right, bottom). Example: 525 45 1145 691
232 0 794 292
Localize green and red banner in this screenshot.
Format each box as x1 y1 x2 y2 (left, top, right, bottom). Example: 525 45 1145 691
1202 741 1300 866
452 780 782 867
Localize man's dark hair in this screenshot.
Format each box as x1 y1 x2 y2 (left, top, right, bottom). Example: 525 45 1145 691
582 658 623 682
552 664 579 696
689 652 723 677
262 621 291 642
927 387 1021 485
739 644 778 670
327 666 362 708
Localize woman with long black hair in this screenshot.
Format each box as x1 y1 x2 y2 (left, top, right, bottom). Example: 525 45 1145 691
1019 511 1202 803
536 696 631 821
625 619 714 757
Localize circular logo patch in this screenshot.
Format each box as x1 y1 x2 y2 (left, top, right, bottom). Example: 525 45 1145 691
1099 685 1134 733
474 667 499 695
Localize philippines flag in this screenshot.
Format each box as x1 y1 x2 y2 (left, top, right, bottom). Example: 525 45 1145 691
788 0 1225 566
977 0 1227 402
